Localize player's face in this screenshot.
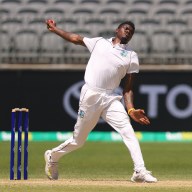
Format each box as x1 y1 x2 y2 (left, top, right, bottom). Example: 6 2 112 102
116 24 134 44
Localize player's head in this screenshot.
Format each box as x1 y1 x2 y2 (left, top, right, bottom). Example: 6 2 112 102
117 21 135 33
115 21 135 44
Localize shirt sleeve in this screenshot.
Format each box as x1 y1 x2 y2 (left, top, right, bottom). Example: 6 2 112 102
83 37 102 52
127 51 139 74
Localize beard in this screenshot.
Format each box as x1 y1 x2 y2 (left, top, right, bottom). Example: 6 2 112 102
120 37 128 44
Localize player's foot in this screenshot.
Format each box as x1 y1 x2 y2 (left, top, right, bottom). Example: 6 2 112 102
44 150 59 180
131 169 157 183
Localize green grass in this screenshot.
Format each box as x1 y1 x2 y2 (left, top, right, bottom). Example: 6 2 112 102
1 141 192 191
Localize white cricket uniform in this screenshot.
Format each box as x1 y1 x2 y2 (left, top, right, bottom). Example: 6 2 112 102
51 37 146 172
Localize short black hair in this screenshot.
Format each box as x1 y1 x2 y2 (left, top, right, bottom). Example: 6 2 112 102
118 21 135 33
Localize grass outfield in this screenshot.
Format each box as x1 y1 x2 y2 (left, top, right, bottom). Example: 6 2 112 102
1 141 192 191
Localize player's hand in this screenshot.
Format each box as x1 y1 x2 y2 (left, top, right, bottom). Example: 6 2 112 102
129 109 150 125
46 19 56 31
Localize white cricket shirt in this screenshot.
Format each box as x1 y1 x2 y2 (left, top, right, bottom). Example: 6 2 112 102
83 37 139 90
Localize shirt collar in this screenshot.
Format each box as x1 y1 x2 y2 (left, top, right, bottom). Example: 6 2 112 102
108 37 128 49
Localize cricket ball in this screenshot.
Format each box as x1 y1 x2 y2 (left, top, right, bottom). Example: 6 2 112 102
47 19 56 29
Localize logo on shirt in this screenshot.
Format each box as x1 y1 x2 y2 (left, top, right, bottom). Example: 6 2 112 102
78 109 85 118
120 50 128 57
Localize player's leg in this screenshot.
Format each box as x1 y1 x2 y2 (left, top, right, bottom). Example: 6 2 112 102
102 99 145 171
44 114 100 180
50 109 101 161
50 85 103 161
101 99 157 182
45 86 102 179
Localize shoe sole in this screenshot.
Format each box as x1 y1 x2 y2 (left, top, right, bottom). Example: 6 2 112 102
131 177 157 183
44 150 53 180
131 178 145 183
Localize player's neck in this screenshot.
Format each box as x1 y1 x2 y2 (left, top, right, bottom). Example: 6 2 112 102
112 38 121 45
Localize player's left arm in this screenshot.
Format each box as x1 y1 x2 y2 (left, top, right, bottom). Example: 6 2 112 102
123 73 150 125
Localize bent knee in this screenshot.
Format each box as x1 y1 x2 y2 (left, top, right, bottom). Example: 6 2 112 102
72 139 85 149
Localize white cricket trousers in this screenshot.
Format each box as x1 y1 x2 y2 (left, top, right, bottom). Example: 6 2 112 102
51 84 145 171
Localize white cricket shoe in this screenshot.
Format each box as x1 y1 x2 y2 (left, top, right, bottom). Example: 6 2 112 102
131 169 157 183
44 150 59 180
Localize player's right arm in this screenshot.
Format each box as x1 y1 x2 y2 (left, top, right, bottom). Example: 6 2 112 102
46 19 85 46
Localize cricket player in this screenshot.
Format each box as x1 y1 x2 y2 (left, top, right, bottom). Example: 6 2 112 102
44 19 157 183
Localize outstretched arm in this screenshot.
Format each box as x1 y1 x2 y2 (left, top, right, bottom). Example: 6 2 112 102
123 73 150 125
46 19 86 46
